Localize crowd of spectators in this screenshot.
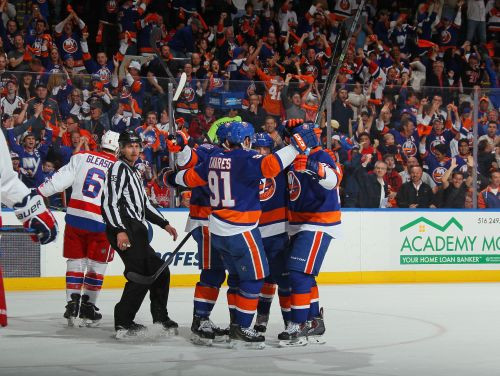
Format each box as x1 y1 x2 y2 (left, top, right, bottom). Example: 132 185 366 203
1 0 499 209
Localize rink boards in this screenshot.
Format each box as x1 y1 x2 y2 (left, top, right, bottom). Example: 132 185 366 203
3 208 500 290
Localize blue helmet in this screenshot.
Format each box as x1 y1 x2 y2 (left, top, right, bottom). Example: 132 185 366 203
226 121 255 144
253 132 274 148
216 122 231 143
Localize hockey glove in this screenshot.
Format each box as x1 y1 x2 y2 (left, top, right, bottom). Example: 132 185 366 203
160 167 178 187
293 156 326 179
13 192 58 244
293 154 308 171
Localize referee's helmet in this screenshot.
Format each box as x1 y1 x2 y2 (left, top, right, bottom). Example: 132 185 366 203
118 129 141 149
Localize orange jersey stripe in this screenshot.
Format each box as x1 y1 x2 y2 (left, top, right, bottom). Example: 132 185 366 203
183 169 207 187
236 295 259 312
310 285 319 300
181 150 199 170
291 292 311 307
190 204 212 219
259 207 287 225
202 226 210 269
243 231 265 280
214 209 261 224
305 232 323 274
260 154 282 178
194 285 219 302
288 210 341 224
227 291 237 307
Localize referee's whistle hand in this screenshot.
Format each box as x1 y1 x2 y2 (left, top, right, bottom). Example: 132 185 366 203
117 232 131 251
164 224 178 241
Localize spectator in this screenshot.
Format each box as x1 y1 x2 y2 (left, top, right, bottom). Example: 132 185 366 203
355 157 391 208
466 0 487 43
189 105 216 142
396 165 436 208
435 157 473 208
264 116 284 149
478 170 500 208
477 139 497 176
331 86 353 135
382 153 402 206
282 73 306 120
241 94 268 132
478 121 499 146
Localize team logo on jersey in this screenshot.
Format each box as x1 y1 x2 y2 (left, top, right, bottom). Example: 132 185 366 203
106 0 118 12
432 166 447 183
339 0 350 11
402 140 417 157
440 30 451 44
182 87 195 102
429 138 444 156
63 38 78 54
287 171 301 201
259 178 276 201
98 67 111 84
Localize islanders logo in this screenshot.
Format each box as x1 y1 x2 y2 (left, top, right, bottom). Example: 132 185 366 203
432 166 447 183
287 171 301 201
63 38 78 54
402 140 417 157
259 178 276 201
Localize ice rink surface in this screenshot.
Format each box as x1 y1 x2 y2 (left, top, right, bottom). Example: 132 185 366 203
1 283 500 376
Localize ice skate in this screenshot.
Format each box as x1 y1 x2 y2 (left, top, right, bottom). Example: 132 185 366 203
228 323 266 350
278 322 308 347
307 307 326 344
63 293 80 327
78 295 102 327
157 316 179 335
115 322 147 340
191 315 215 346
253 313 269 333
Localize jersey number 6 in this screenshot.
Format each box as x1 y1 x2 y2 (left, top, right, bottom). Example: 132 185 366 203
208 170 235 207
82 167 106 198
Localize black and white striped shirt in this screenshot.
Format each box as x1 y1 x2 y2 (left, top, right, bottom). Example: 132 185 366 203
102 159 169 232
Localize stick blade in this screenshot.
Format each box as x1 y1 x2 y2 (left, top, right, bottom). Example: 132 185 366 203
173 72 187 101
125 271 155 285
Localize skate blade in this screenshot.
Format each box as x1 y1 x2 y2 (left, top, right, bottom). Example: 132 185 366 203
228 339 266 350
114 328 148 340
278 338 308 347
79 318 101 328
308 335 326 344
213 334 228 343
190 333 213 346
66 317 77 327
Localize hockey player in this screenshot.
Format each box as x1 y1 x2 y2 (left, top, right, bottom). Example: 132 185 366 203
279 123 343 347
166 126 230 345
37 131 120 327
0 131 58 327
167 121 317 348
252 133 291 333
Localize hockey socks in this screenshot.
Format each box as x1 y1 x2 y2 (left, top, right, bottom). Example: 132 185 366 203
278 286 292 323
83 259 107 304
256 282 276 316
235 279 264 328
193 269 225 318
308 281 320 320
66 258 85 302
289 270 314 324
226 274 239 322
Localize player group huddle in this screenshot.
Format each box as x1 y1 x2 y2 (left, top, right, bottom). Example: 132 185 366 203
0 117 342 349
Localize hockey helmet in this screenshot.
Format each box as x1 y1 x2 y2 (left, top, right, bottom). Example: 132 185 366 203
118 129 141 149
253 132 274 149
226 121 255 145
101 131 120 153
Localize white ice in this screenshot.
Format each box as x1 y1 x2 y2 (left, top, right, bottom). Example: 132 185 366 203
1 283 500 376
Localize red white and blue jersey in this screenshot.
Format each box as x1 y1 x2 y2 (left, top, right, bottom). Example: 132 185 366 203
258 171 287 238
38 151 117 232
178 148 289 236
426 129 455 157
287 148 342 237
176 143 222 232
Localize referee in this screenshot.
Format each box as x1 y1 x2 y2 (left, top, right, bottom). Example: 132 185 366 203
102 129 179 338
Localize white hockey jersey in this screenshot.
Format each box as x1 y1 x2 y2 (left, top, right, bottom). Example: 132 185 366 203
1 96 24 116
38 151 117 232
0 131 31 225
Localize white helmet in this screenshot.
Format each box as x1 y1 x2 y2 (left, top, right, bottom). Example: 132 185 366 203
101 131 120 153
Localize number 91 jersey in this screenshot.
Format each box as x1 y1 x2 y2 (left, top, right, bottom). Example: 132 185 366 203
38 151 117 232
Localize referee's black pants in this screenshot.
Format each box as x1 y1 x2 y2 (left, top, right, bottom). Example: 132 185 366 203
106 219 171 329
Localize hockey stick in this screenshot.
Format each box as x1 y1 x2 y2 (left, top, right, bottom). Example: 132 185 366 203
150 25 175 80
173 72 187 101
0 227 41 239
314 0 366 124
125 231 192 285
